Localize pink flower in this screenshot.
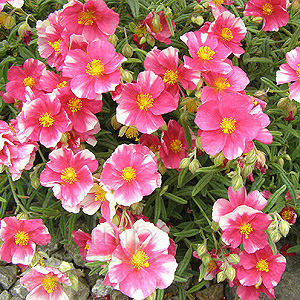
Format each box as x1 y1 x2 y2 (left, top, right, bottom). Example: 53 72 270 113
236 282 275 300
180 31 232 74
140 134 161 153
0 217 51 265
100 144 161 206
276 47 300 102
17 93 71 148
208 11 246 57
244 0 289 32
60 0 119 42
279 206 297 225
159 120 189 169
63 40 125 99
209 0 234 18
218 205 272 253
212 186 268 223
72 229 92 261
40 148 98 211
39 70 70 93
237 245 286 290
116 71 177 134
144 47 201 98
6 58 45 102
144 11 176 45
20 265 71 300
195 94 262 160
104 219 177 299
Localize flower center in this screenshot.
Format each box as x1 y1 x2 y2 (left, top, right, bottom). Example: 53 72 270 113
150 24 162 33
214 76 230 91
136 24 146 38
149 143 159 153
95 187 106 202
122 167 136 182
61 167 77 184
48 40 61 53
170 139 182 153
42 275 58 293
296 64 300 78
78 10 97 25
220 117 236 134
39 112 54 127
86 59 105 77
131 250 149 269
239 223 253 239
221 28 233 41
125 126 139 140
68 97 83 112
207 260 217 272
197 46 215 61
256 259 269 272
262 3 273 15
23 76 35 87
250 96 258 107
14 231 29 246
281 210 293 221
137 93 154 111
212 0 224 5
84 244 89 251
57 81 67 89
163 70 178 85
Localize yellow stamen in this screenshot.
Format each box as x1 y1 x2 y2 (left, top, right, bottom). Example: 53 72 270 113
136 24 146 38
48 40 61 53
23 76 35 88
207 260 217 272
221 28 233 41
214 76 230 91
212 0 224 5
122 167 136 182
150 24 162 33
296 64 300 78
78 10 97 25
163 70 178 85
170 139 182 153
39 112 54 127
262 3 273 15
84 244 89 251
137 93 154 111
220 117 236 134
131 250 149 269
94 186 106 202
197 46 215 61
14 231 29 246
256 259 269 272
149 143 159 153
239 223 253 239
86 59 105 77
68 97 82 112
281 210 293 221
42 275 58 294
61 167 77 184
56 81 67 89
250 96 258 107
125 126 139 140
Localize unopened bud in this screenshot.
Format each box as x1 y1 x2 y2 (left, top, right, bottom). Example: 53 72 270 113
277 157 284 167
111 115 122 130
18 22 31 38
122 44 133 58
179 157 190 169
270 229 281 243
129 22 137 33
214 152 225 167
0 164 5 173
108 34 118 47
130 202 144 215
60 132 69 144
164 7 173 20
59 261 72 273
195 136 202 150
201 254 211 266
120 69 133 83
217 271 227 283
241 165 253 178
257 150 266 167
277 97 290 110
253 90 268 102
279 220 290 237
225 266 236 281
245 148 257 165
146 34 155 47
139 36 146 45
30 172 40 189
152 12 161 30
228 253 240 265
4 14 15 29
16 212 29 220
189 158 200 174
69 273 79 292
252 16 263 24
191 15 204 26
268 220 277 231
232 175 243 191
196 242 207 257
158 162 167 175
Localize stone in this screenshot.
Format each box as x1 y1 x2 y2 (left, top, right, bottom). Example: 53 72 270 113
110 290 130 300
0 265 18 290
10 297 22 300
196 283 224 300
0 290 11 300
10 279 29 299
91 278 113 298
64 278 90 300
64 244 86 268
44 257 75 271
37 240 60 257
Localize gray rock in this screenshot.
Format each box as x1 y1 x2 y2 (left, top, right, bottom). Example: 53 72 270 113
0 290 11 300
91 278 113 298
10 279 28 299
10 297 22 300
51 248 74 263
110 290 130 300
64 244 86 268
196 283 224 300
0 265 18 290
44 257 75 271
63 278 90 300
37 240 60 256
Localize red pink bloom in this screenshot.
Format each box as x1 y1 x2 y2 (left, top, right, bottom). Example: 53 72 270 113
279 206 297 225
72 229 92 262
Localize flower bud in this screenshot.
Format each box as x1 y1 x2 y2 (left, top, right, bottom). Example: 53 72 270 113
279 220 290 237
268 220 277 231
270 229 282 243
130 202 144 215
277 157 284 167
228 253 240 265
252 16 263 24
245 148 257 165
277 97 290 110
111 115 122 130
253 90 268 102
122 43 133 58
120 68 133 83
59 261 72 273
146 34 155 47
129 22 137 33
225 266 236 282
152 12 161 31
139 36 146 45
189 158 200 174
158 162 167 175
0 164 5 173
4 14 15 29
241 165 253 178
196 242 207 257
69 273 79 292
30 171 40 190
191 15 204 26
232 175 243 191
164 7 173 20
18 22 31 38
201 254 211 266
111 214 120 226
179 157 190 169
108 34 118 47
217 271 227 283
195 136 202 150
16 212 29 220
214 152 225 167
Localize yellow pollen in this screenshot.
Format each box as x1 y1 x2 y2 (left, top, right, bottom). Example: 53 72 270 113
68 97 83 112
42 275 58 294
296 64 300 78
122 167 136 182
197 46 215 61
131 250 149 269
23 76 35 88
94 187 106 202
214 76 230 91
48 40 61 53
281 210 293 221
170 139 182 153
256 259 269 272
149 143 159 153
84 244 89 251
86 59 105 77
39 112 54 127
250 96 258 107
186 100 198 113
212 0 224 5
262 3 273 15
221 28 233 41
125 126 139 140
207 260 217 272
61 167 77 184
136 24 146 38
14 231 29 246
220 117 236 134
56 81 67 89
163 70 178 85
239 223 253 239
9 124 15 132
137 93 154 111
78 10 97 25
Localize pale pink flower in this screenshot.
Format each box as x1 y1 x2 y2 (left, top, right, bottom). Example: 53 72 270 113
60 0 119 42
40 148 98 211
100 144 161 206
6 58 45 102
20 265 71 300
208 11 246 57
180 31 232 74
39 70 70 93
17 93 71 148
237 245 286 290
0 217 51 265
63 40 125 99
209 0 234 17
103 219 177 299
276 47 300 102
0 0 23 12
72 229 92 262
116 71 177 134
244 0 289 32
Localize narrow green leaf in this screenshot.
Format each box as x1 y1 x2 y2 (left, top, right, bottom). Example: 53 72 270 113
154 194 162 223
261 77 286 95
174 275 187 282
173 229 199 238
156 289 164 300
287 25 300 51
186 281 208 294
192 174 213 197
263 184 286 212
178 167 188 188
0 196 7 203
177 247 192 275
276 123 300 139
164 192 188 204
126 0 139 18
195 166 222 173
244 57 273 64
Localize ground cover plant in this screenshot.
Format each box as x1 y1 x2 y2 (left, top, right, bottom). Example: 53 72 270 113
0 0 300 299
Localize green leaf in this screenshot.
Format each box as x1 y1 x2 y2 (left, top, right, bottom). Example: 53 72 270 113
154 194 162 223
276 123 300 139
261 77 286 95
156 289 164 300
0 196 7 203
286 244 300 253
174 275 188 282
287 25 300 52
177 247 192 275
192 173 213 197
164 192 188 204
186 281 208 294
173 229 199 238
178 168 188 188
126 0 139 18
263 184 286 212
195 166 222 173
244 57 273 64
